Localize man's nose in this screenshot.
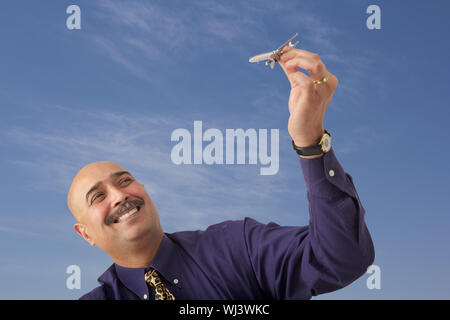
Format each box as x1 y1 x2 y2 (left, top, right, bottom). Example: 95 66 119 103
108 185 129 208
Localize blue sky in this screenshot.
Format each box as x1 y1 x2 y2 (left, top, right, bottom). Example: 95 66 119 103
1 0 449 299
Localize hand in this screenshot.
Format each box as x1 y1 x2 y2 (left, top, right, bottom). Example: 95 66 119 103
278 47 338 147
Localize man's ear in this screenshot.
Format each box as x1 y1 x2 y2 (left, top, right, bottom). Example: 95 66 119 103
74 223 95 246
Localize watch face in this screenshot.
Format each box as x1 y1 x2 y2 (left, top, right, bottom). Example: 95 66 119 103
321 135 332 152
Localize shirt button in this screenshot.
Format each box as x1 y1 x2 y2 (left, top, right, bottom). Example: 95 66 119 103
173 278 179 284
143 294 148 299
329 169 335 177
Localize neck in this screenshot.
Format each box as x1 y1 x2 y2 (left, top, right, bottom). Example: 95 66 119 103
112 228 164 268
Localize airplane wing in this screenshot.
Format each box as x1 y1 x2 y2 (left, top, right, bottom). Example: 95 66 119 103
248 33 300 69
276 32 298 51
249 51 275 63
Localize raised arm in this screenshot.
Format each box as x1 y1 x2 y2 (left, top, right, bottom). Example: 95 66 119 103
243 47 374 299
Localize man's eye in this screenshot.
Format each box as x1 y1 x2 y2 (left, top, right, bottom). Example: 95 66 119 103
92 193 103 203
121 178 132 184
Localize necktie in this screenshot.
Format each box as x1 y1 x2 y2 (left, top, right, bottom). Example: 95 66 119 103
144 269 175 300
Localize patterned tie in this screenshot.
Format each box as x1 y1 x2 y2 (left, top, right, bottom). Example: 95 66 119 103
144 269 175 300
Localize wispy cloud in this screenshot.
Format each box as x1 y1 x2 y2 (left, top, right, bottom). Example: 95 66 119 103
85 0 384 117
1 0 380 233
336 124 388 156
88 0 263 78
3 104 305 231
287 12 343 52
90 36 147 78
0 225 43 238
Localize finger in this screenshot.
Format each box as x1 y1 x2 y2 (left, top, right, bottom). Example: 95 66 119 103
288 70 315 98
284 56 327 81
280 58 330 99
278 45 294 58
279 47 322 62
279 59 325 97
278 59 299 87
279 49 328 81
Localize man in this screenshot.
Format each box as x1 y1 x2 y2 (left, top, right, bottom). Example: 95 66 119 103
67 46 374 300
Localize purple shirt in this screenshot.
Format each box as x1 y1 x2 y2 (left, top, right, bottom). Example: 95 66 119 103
80 148 374 300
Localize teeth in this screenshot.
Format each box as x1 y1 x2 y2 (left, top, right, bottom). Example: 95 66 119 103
118 207 138 223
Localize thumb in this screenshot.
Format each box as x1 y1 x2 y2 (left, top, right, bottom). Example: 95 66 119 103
278 58 298 88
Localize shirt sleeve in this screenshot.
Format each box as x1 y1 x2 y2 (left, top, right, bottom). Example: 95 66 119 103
243 147 375 299
78 285 107 300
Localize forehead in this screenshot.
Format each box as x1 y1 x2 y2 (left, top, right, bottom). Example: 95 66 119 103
68 161 129 209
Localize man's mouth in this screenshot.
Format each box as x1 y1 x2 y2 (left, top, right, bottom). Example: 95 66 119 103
113 206 141 224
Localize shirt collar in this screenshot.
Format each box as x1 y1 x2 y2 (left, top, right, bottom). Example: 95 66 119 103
113 233 184 299
150 233 184 289
114 264 148 299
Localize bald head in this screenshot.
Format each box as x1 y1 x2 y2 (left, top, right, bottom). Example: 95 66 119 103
67 160 163 266
67 161 128 220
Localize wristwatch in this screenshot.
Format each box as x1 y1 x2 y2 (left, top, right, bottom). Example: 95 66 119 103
292 130 332 156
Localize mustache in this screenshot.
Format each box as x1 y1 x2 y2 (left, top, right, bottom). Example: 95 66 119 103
105 198 145 225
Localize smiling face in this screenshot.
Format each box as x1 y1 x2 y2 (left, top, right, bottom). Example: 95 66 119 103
67 161 161 257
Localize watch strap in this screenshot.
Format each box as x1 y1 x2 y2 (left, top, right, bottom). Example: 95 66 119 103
292 130 331 156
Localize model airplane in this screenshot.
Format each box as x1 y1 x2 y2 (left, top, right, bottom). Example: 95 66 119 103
249 33 299 69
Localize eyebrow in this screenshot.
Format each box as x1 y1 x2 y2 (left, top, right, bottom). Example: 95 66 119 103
85 171 131 204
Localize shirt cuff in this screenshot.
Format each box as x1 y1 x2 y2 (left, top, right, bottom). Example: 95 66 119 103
299 147 357 200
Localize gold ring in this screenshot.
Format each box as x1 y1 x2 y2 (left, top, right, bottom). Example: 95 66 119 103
313 76 328 85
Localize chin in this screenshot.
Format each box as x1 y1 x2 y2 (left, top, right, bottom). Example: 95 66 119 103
124 218 155 242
